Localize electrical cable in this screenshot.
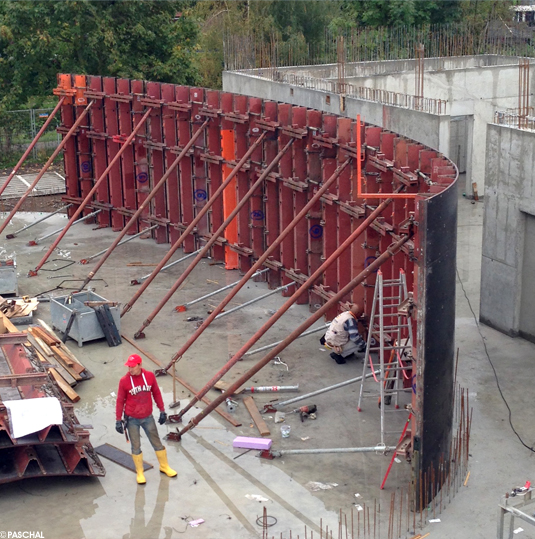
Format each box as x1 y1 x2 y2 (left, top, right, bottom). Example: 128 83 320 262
456 268 535 453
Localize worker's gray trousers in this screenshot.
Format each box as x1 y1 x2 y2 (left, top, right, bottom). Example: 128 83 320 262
126 415 164 455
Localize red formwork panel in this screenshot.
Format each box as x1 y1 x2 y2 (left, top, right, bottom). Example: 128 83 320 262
161 83 181 244
336 117 353 304
176 85 195 253
277 104 294 297
263 101 281 290
306 110 324 310
190 87 209 247
131 80 149 233
87 76 110 228
74 75 93 218
321 114 339 320
111 79 129 231
205 89 225 262
248 97 265 269
234 94 252 273
290 106 309 305
146 81 168 244
59 75 78 219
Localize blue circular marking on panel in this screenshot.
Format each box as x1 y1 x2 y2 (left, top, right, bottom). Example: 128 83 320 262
137 172 148 183
194 189 207 201
364 256 378 273
81 161 91 173
309 224 323 239
250 210 264 221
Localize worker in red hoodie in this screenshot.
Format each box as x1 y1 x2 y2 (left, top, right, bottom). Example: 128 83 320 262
115 354 177 484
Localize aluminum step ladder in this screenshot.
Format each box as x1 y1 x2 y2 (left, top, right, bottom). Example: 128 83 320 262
357 269 414 445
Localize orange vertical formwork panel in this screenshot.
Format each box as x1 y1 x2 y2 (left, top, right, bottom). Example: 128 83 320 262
220 93 239 270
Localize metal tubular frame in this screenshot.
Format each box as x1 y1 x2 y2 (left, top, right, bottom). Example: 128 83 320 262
177 233 412 437
28 107 153 276
132 250 201 286
176 268 269 312
0 97 65 199
30 209 102 245
173 194 397 421
132 138 295 338
158 158 352 372
0 100 94 238
76 119 210 291
6 204 73 239
120 131 268 316
79 224 159 264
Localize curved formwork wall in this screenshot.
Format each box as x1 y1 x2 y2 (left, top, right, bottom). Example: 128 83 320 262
55 74 457 493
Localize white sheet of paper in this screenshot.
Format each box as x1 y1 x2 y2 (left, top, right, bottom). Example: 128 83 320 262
4 397 63 439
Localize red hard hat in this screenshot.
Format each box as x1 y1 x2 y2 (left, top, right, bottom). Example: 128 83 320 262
124 354 142 367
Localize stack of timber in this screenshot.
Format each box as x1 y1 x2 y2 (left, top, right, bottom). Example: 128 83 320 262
0 313 92 403
0 296 38 324
0 314 105 483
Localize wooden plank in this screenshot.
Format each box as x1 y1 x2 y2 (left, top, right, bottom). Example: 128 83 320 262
0 311 19 333
243 396 271 436
51 350 83 381
214 380 244 395
27 330 55 357
121 334 242 428
30 326 60 347
51 345 74 368
49 368 81 402
32 345 77 387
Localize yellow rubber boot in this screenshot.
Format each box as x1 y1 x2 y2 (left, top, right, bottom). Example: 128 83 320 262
131 453 146 484
155 449 177 477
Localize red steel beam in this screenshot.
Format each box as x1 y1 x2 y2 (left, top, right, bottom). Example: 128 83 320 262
74 119 211 290
177 232 412 437
28 107 153 276
120 131 267 317
133 138 295 338
156 158 353 375
174 193 397 421
0 97 65 199
0 100 94 238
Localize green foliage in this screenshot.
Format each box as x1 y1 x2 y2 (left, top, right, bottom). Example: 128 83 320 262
0 1 200 110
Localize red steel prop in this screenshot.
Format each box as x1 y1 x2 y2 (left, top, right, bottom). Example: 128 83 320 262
177 233 413 438
173 194 397 421
120 131 268 317
72 119 211 290
28 107 153 276
0 97 65 199
133 138 295 339
155 158 353 377
0 100 94 238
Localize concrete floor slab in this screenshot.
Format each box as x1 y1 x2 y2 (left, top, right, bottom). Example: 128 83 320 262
0 193 533 538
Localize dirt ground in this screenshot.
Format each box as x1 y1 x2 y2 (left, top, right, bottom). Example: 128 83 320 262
0 163 67 213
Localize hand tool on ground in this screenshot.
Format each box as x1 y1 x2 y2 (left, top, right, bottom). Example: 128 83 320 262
289 404 317 422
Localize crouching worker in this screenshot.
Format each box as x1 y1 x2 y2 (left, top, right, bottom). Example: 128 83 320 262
320 304 367 364
115 354 177 484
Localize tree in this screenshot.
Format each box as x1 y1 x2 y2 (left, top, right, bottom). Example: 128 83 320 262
0 1 200 110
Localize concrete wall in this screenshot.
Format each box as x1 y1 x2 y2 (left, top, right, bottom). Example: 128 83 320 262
223 71 450 157
480 123 535 335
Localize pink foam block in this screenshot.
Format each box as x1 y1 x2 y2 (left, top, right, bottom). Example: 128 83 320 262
233 436 272 450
